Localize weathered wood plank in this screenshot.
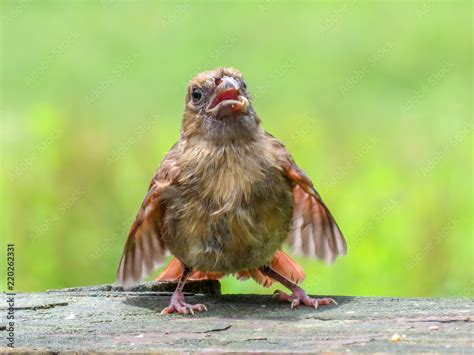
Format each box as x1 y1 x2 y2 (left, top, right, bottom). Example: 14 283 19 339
1 282 473 353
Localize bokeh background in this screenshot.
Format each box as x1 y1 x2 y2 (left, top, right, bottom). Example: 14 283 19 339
1 1 472 297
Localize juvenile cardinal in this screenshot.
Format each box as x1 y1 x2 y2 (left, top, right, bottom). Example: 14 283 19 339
117 68 347 315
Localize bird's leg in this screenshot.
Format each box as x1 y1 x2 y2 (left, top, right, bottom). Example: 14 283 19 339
259 265 337 309
160 265 208 315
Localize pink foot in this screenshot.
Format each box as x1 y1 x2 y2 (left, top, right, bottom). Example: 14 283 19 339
160 292 208 315
273 288 337 309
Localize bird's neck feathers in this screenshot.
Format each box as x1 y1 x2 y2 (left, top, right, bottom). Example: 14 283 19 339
180 110 262 146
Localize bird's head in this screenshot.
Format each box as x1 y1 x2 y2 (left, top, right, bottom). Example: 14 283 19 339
181 67 260 143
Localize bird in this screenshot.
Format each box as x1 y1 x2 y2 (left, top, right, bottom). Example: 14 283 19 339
116 67 347 315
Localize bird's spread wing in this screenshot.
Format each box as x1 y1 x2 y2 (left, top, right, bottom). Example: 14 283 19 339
116 145 181 288
269 133 347 263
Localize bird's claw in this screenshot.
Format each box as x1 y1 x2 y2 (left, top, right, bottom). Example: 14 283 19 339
272 289 282 299
273 289 337 310
291 299 299 309
160 302 208 315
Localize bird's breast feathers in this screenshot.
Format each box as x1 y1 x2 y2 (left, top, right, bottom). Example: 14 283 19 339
161 138 294 272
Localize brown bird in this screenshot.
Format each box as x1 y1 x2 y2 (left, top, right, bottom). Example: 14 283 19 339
117 67 347 315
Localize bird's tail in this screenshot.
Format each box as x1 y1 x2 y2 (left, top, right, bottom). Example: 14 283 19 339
156 250 305 287
235 250 305 287
155 257 225 282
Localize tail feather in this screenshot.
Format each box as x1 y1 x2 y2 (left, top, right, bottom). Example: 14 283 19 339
271 250 305 284
155 257 182 281
155 257 225 282
156 250 305 287
236 269 273 288
235 250 306 287
190 270 225 280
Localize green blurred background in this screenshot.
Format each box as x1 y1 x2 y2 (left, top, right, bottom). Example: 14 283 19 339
1 1 472 297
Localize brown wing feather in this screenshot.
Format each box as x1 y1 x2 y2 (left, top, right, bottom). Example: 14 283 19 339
267 132 347 262
116 144 181 288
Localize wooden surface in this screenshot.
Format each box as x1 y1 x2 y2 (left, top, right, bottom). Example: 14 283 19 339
1 282 473 353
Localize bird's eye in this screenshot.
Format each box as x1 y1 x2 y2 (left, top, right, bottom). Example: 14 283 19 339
242 80 247 90
191 88 203 104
